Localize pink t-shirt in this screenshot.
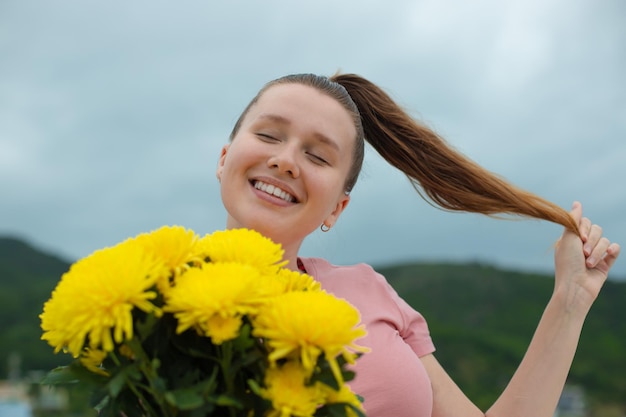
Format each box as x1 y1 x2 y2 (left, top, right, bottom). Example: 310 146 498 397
300 257 435 417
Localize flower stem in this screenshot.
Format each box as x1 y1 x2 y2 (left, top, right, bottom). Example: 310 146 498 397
219 342 238 417
125 337 172 417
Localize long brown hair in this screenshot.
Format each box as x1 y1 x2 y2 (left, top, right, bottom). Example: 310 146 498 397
231 73 579 233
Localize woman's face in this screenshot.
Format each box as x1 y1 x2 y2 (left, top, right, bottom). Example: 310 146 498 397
217 83 356 259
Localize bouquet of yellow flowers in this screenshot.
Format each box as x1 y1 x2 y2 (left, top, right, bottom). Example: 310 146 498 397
40 226 368 417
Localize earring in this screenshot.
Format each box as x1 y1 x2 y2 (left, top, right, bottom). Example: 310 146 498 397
320 224 331 232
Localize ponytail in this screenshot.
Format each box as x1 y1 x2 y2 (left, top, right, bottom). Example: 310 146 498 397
331 73 579 233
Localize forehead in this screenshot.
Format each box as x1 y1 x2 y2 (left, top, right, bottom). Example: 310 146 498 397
244 83 357 147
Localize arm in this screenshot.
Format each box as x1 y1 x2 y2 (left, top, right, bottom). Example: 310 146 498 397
422 202 621 417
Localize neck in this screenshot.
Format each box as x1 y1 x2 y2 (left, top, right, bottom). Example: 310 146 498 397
281 246 301 271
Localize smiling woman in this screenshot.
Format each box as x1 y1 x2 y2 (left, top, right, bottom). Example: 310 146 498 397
215 72 620 417
218 81 355 263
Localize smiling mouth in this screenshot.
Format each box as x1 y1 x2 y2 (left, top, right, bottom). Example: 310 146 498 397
252 180 297 203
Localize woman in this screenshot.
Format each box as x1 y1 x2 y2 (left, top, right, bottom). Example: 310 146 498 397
216 73 620 417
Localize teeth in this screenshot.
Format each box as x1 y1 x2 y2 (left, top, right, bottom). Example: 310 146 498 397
254 181 295 202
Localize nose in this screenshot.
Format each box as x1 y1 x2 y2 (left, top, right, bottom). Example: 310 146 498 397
267 145 300 178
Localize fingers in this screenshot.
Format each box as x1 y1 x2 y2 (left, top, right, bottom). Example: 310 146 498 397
589 242 621 275
585 235 610 268
569 201 583 229
570 202 621 270
605 243 621 267
569 201 590 242
583 223 602 257
579 217 592 243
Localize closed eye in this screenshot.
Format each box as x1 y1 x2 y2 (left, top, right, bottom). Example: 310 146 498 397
256 132 280 142
307 152 329 166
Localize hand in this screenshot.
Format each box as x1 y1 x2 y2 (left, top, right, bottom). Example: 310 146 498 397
554 202 620 313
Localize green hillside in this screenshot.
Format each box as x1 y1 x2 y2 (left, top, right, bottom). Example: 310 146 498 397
0 237 71 378
0 237 624 413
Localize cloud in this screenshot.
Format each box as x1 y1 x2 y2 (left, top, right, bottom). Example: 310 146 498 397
1 0 624 278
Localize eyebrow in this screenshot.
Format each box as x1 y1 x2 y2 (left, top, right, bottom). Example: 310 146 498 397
257 113 341 151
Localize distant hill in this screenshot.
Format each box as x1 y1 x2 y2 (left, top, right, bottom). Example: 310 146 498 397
0 237 624 412
0 237 71 378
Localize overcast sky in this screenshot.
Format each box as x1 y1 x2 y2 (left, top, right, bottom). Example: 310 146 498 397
1 0 625 280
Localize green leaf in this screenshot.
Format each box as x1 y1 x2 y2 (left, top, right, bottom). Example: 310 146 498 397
39 366 80 385
163 368 220 411
233 348 264 370
151 376 168 392
232 322 255 351
214 394 242 408
341 369 356 382
311 365 341 391
134 310 160 341
196 368 219 395
40 362 109 386
171 330 218 360
93 395 109 413
107 370 128 398
347 403 367 417
246 379 262 396
165 388 204 410
106 364 142 398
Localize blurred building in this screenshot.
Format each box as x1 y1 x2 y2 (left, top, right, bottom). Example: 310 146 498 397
554 385 587 417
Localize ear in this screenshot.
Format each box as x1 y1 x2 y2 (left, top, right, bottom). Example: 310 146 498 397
216 144 229 181
323 194 350 229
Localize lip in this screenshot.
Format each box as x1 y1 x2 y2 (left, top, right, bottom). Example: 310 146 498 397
249 176 300 204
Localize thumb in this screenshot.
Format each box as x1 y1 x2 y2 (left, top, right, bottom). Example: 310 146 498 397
569 201 583 226
556 201 584 252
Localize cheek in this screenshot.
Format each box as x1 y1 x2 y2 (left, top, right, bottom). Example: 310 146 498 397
309 176 345 209
221 145 250 177
219 155 245 200
226 140 264 169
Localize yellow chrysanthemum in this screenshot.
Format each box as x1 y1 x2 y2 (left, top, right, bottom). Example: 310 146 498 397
163 262 262 344
40 240 164 357
197 229 286 275
323 384 365 417
275 268 321 293
79 348 109 376
133 225 203 292
261 361 325 417
247 269 321 305
203 315 244 345
249 274 289 301
253 291 369 380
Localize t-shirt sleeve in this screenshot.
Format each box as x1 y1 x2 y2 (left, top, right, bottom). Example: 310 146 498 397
380 275 436 357
396 292 436 356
